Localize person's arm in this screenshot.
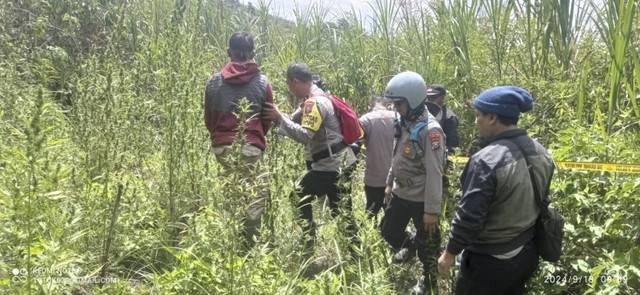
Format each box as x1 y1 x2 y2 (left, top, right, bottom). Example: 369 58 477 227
385 165 394 186
261 83 275 133
358 115 372 155
445 158 496 255
358 115 371 140
422 128 445 214
445 116 460 150
384 132 397 203
277 98 322 144
384 164 395 203
204 76 218 136
385 140 396 188
291 102 304 123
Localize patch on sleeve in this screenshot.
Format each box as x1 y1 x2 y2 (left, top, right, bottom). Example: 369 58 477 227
428 131 442 150
301 99 323 131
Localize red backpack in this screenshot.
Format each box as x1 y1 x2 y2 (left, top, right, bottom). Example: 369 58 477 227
325 94 364 145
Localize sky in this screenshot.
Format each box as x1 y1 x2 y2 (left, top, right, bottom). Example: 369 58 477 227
241 0 375 23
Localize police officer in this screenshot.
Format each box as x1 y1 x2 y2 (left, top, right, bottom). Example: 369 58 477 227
204 32 273 247
287 76 327 171
262 63 357 251
437 86 554 295
359 96 396 218
425 85 459 217
381 71 445 294
425 84 459 153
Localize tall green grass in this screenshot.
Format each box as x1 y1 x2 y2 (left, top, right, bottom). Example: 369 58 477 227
484 0 515 80
592 0 637 131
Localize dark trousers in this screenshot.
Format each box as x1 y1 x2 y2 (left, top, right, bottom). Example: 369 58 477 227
364 185 385 218
381 196 441 293
455 241 539 295
295 166 357 242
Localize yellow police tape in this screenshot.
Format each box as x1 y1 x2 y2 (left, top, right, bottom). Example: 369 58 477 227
450 156 471 164
449 156 640 174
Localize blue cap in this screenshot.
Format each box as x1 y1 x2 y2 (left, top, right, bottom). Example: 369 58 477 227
473 86 533 118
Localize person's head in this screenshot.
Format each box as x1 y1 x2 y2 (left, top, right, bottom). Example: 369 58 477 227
426 84 447 107
472 86 533 138
227 32 255 61
370 96 392 111
286 63 314 98
383 71 427 119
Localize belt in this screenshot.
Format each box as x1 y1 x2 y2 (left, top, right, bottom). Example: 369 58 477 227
312 142 348 162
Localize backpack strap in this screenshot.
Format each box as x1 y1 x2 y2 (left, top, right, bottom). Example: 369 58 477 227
410 122 428 143
409 120 429 160
441 106 448 125
392 118 429 159
510 140 552 218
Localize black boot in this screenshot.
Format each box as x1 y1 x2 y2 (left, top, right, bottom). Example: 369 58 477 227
392 247 416 264
393 233 417 264
410 276 426 294
411 273 438 295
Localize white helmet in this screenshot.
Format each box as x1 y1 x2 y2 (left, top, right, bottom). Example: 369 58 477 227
384 71 427 110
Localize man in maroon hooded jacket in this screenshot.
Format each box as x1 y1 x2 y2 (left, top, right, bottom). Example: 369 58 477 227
204 32 273 246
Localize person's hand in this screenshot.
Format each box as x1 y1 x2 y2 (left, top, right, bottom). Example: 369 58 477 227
437 251 456 276
262 102 282 122
384 185 393 205
423 213 438 234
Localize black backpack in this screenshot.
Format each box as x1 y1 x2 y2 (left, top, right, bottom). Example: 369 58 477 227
513 140 565 262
